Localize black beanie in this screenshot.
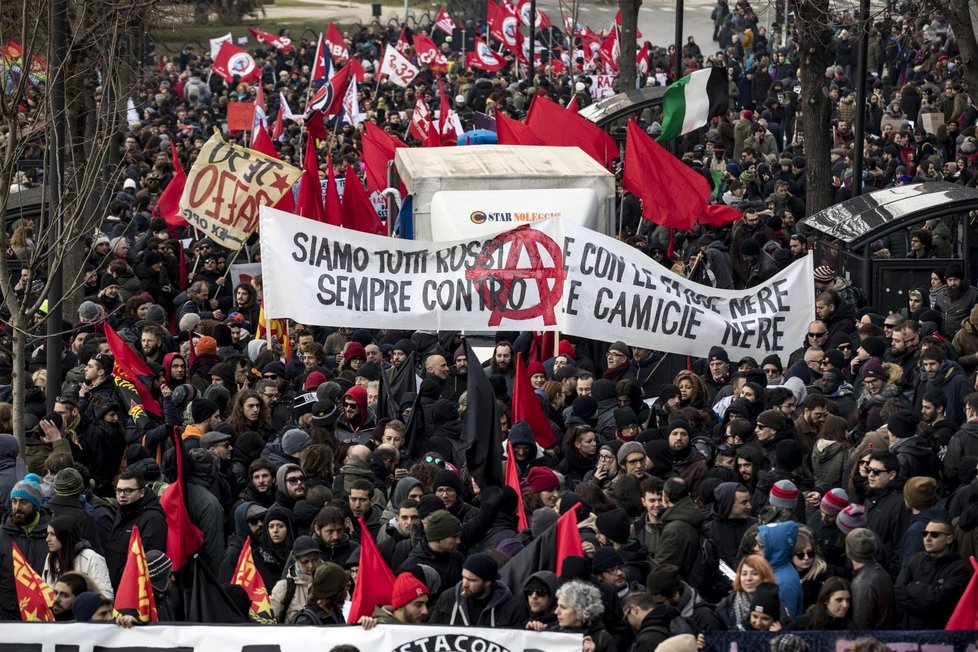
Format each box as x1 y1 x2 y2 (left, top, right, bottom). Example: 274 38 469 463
887 410 920 439
213 324 233 348
432 469 464 493
775 439 804 471
861 336 887 359
559 556 592 583
614 407 639 429
418 494 446 519
595 508 631 545
740 239 761 256
749 582 782 619
191 398 219 424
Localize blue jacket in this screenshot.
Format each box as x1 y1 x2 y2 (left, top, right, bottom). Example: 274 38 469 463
758 521 804 617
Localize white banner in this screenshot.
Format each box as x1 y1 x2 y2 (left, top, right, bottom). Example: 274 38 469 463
210 33 233 59
379 44 420 88
260 207 815 362
0 623 580 652
230 262 262 289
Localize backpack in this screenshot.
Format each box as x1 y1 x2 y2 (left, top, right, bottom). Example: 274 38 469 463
684 525 729 603
277 577 297 623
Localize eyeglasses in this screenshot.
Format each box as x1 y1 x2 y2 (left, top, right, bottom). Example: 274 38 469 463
794 550 815 560
424 455 444 465
808 332 827 337
607 352 627 358
867 467 889 476
343 401 359 408
525 589 549 598
115 487 141 496
625 456 645 466
598 454 615 461
263 374 279 379
923 530 951 538
286 476 306 485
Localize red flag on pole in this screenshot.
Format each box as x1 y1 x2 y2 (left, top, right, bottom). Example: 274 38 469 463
946 556 978 629
466 37 508 73
395 25 412 56
434 6 456 34
525 95 617 166
160 428 204 571
153 140 188 228
512 352 557 449
325 22 348 62
12 542 54 621
347 517 396 623
409 97 434 145
250 124 296 213
212 41 261 84
505 441 529 531
311 33 331 83
555 503 584 576
232 538 275 623
361 122 407 193
113 525 158 622
248 28 293 54
103 322 162 417
494 112 546 146
297 139 325 222
323 153 343 227
305 63 351 117
342 167 385 235
437 79 460 145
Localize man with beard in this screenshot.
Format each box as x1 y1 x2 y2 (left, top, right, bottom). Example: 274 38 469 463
700 346 731 403
704 482 755 568
163 352 188 386
886 321 921 390
428 552 523 627
51 572 90 621
358 571 431 627
485 341 515 390
933 264 978 339
140 324 167 364
103 470 167 586
921 390 957 463
447 346 467 400
240 459 276 507
917 346 971 425
386 339 414 381
635 477 666 566
335 386 375 444
274 463 307 511
78 352 123 422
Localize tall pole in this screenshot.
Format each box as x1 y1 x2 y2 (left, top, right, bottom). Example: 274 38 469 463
851 0 870 196
673 0 684 84
528 0 537 84
46 0 67 412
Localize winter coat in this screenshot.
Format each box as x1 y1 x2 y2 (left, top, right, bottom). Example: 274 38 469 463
397 538 464 600
758 521 804 617
270 564 313 624
850 561 893 629
811 440 847 490
946 421 978 483
186 460 226 577
895 550 973 629
919 360 972 425
630 605 690 651
428 580 526 627
933 284 978 339
104 492 167 586
865 480 910 576
47 494 101 554
889 435 939 482
900 505 949 567
654 496 704 577
42 543 113 597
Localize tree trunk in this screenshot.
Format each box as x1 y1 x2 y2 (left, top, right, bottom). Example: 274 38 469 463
793 0 834 216
944 0 978 99
11 322 27 450
618 0 642 91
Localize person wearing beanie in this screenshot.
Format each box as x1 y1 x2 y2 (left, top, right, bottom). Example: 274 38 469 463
885 409 939 482
617 441 647 478
144 549 179 621
746 582 783 631
47 468 101 551
361 572 429 626
398 509 464 598
819 488 849 521
768 479 799 510
864 450 910 576
595 508 632 548
268 535 322 624
837 503 867 534
428 551 524 627
604 341 633 383
290 562 348 625
71 591 114 622
899 476 944 566
3 473 51 578
183 397 220 445
524 466 561 508
757 521 803 617
894 517 972 629
845 528 893 629
703 482 755 568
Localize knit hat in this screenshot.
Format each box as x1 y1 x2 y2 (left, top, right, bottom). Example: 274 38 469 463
608 341 630 358
859 358 887 380
571 396 598 419
392 339 414 355
837 503 867 534
507 420 536 446
52 468 85 497
310 562 347 599
303 370 327 391
311 400 341 427
768 480 798 509
191 398 220 424
749 582 781 618
646 563 682 597
887 410 920 439
861 336 887 359
344 342 366 364
595 508 631 544
844 528 877 563
195 336 217 356
945 263 964 280
814 265 835 282
424 510 461 541
527 361 546 378
531 507 558 537
756 409 786 431
617 440 645 465
78 301 102 322
904 476 938 510
391 572 429 610
708 345 729 364
417 495 446 519
614 408 639 430
496 537 524 558
463 553 499 581
281 428 312 455
11 474 42 510
432 469 464 494
775 440 803 471
145 550 173 593
820 488 849 515
355 362 381 382
591 546 626 574
526 466 560 493
72 592 111 621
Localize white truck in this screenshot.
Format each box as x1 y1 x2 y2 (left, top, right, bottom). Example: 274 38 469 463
392 145 617 241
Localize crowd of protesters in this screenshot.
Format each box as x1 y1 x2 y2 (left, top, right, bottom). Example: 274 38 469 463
1 0 978 649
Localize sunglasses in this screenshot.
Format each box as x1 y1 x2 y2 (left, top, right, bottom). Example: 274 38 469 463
286 476 306 485
808 332 827 337
867 467 889 476
525 589 549 598
923 530 951 538
247 516 264 525
794 550 815 560
343 401 359 408
424 455 444 465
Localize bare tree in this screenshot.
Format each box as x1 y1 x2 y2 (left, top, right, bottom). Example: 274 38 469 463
618 0 642 91
0 0 152 443
929 0 978 99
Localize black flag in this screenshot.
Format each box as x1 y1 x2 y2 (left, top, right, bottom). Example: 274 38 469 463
187 553 248 623
389 350 417 408
403 392 426 462
462 339 503 488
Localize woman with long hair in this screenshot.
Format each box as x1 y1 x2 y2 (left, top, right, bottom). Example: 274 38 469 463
790 576 854 630
792 525 829 610
558 424 599 485
716 554 780 629
673 371 709 410
43 516 113 597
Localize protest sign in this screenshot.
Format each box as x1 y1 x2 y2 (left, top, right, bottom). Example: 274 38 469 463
180 133 302 250
0 622 581 652
260 208 815 362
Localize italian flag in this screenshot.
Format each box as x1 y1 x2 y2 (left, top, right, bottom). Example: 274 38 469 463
656 67 728 143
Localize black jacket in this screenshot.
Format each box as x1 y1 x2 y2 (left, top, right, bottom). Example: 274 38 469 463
397 538 464 600
630 605 691 652
895 550 972 629
104 493 167 587
428 580 526 627
850 561 893 629
865 480 910 576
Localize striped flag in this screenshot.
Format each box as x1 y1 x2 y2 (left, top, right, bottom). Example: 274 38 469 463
232 538 275 623
12 543 54 621
656 67 728 143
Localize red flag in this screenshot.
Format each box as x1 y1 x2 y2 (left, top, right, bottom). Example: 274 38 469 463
701 203 743 227
113 525 158 622
512 353 557 449
361 122 407 193
598 26 620 74
232 538 275 623
637 42 650 75
437 79 459 145
487 1 522 56
343 167 385 235
614 9 643 38
248 27 293 54
347 57 366 83
434 7 456 34
311 33 331 83
324 153 343 227
153 141 188 228
525 95 618 166
495 111 545 146
947 556 978 629
623 119 711 230
506 441 529 531
555 503 584 576
395 25 412 56
306 63 351 117
466 37 508 73
325 22 348 62
212 41 260 84
347 516 396 623
103 322 162 416
409 97 434 145
12 542 54 621
517 0 551 27
297 139 325 222
566 97 578 112
305 110 328 140
414 34 448 73
160 428 204 570
251 124 296 213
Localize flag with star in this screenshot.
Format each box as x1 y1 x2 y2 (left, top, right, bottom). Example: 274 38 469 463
12 542 54 621
231 537 275 623
113 525 158 622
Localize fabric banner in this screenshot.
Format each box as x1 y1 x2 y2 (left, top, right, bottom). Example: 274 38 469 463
0 622 581 652
705 630 978 652
260 208 815 363
230 262 262 289
180 133 302 250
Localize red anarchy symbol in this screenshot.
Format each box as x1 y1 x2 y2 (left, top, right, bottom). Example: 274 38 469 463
464 225 565 327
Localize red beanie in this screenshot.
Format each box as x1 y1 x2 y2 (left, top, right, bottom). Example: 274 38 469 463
558 340 575 359
391 572 428 610
304 371 326 390
526 466 560 493
344 342 366 364
195 336 217 356
527 361 546 377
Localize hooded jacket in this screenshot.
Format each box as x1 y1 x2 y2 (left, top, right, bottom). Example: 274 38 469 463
523 571 559 626
946 420 978 482
335 386 376 444
185 449 226 576
758 521 804 617
889 434 939 482
654 496 704 577
428 579 525 627
703 482 756 567
865 477 910 575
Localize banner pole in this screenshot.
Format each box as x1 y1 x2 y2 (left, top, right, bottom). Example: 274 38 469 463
553 330 559 358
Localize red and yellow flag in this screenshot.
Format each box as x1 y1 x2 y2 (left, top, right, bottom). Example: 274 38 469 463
255 305 291 364
113 525 158 622
12 542 54 621
231 538 275 623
